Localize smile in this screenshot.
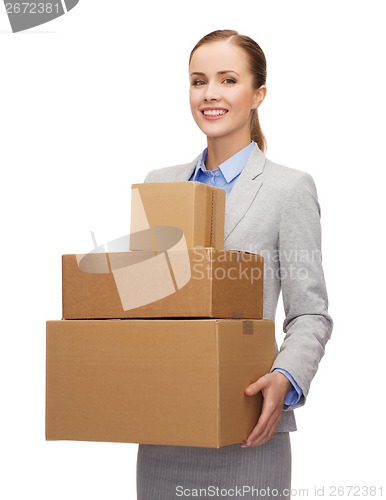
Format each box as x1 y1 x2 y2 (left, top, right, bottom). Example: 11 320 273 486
201 109 228 121
202 109 228 116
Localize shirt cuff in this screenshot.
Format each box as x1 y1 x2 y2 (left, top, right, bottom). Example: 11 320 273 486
273 368 303 408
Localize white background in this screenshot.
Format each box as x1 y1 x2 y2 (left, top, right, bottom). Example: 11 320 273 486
1 1 385 498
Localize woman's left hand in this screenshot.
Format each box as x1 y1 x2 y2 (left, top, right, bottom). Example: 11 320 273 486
241 371 292 448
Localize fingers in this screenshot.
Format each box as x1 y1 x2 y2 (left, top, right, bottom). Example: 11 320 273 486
242 373 287 448
241 422 278 447
241 405 280 448
244 374 268 396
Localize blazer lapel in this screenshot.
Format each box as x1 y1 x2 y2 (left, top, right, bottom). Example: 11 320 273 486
169 146 266 241
224 144 266 241
174 156 200 181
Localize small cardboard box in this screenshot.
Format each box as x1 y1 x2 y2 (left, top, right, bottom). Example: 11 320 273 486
62 248 264 319
46 319 275 448
130 181 225 250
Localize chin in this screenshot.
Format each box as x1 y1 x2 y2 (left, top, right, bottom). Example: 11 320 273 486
196 123 229 138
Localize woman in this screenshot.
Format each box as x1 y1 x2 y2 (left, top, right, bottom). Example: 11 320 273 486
137 29 333 499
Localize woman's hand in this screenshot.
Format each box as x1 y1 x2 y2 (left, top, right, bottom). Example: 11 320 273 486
241 371 291 448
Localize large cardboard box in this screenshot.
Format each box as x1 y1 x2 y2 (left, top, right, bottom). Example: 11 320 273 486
130 181 226 250
62 248 264 319
46 319 275 448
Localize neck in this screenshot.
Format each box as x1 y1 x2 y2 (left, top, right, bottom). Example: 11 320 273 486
205 134 252 171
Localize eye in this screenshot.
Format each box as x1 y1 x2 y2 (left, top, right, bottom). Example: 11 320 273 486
191 79 206 87
222 78 236 84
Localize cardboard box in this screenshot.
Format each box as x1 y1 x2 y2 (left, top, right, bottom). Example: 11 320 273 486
46 319 275 448
130 181 225 250
62 248 264 319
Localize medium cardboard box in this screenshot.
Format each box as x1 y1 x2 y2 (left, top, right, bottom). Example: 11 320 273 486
130 181 225 250
46 319 275 448
62 248 264 319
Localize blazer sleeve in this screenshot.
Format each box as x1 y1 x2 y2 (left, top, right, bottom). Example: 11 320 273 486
270 172 333 409
143 171 154 183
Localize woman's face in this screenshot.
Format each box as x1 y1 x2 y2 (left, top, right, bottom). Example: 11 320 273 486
189 40 265 143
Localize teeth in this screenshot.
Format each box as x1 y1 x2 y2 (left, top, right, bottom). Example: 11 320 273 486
203 109 227 116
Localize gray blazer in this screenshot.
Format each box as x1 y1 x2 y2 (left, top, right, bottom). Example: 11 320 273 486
143 144 333 432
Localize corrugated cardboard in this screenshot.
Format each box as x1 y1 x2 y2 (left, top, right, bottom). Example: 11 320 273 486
130 182 225 250
46 319 275 448
62 248 264 319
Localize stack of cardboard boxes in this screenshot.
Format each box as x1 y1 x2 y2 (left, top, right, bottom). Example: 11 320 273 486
46 181 275 448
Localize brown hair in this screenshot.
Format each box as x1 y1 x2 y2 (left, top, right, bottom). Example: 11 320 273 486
189 29 267 152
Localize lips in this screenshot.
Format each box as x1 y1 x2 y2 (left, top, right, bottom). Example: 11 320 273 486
200 108 228 120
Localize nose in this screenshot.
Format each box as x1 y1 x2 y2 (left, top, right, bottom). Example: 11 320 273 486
204 82 220 102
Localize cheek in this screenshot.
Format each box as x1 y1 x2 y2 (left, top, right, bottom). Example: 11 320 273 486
189 91 200 110
189 95 200 122
230 89 255 110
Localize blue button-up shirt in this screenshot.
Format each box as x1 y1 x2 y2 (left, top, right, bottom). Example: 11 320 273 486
189 142 302 409
189 142 254 198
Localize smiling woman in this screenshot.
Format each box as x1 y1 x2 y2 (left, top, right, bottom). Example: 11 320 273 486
189 32 267 169
136 29 333 500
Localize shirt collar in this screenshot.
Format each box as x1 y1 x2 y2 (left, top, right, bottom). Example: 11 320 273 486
191 141 255 182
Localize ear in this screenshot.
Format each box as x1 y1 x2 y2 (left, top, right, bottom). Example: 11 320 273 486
252 85 267 110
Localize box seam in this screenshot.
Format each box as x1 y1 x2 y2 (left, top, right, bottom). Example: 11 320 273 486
216 321 221 447
210 188 215 248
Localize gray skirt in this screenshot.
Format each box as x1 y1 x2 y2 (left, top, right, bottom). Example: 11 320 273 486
136 433 291 499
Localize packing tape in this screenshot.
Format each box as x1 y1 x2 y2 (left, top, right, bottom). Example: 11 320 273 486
243 321 254 335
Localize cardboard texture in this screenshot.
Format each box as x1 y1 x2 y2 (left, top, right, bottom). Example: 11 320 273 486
130 182 226 250
62 248 264 319
46 319 275 448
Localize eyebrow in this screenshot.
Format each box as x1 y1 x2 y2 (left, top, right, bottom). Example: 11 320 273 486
190 70 240 77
